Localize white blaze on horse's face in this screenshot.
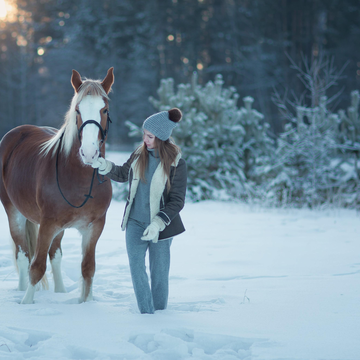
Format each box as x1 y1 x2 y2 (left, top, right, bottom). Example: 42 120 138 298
78 95 105 165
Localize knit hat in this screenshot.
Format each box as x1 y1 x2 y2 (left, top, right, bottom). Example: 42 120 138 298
143 108 182 141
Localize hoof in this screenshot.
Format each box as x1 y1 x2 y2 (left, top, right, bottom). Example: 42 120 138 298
20 298 34 305
54 285 67 293
21 284 36 304
78 294 93 303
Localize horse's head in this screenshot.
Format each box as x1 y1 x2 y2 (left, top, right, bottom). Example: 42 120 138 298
71 68 114 165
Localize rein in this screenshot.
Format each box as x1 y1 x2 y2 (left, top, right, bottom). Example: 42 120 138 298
56 133 97 208
55 109 112 208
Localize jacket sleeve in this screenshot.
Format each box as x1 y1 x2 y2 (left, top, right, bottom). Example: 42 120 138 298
157 158 187 225
106 152 136 183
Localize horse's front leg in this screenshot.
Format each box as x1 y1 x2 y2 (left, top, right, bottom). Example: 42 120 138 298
21 222 58 304
79 216 105 303
49 230 66 293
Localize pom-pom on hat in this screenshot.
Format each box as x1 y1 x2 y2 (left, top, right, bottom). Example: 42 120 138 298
143 108 182 141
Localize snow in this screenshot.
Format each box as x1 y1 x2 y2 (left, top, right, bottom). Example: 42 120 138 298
0 154 359 359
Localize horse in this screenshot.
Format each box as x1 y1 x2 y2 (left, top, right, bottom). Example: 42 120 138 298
0 67 114 304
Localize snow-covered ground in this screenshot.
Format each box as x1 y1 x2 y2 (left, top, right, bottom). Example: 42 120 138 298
0 152 359 360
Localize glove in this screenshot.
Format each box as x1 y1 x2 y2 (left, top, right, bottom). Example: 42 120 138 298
141 216 166 243
92 157 113 175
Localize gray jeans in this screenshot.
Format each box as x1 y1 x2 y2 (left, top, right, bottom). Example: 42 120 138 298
126 218 172 314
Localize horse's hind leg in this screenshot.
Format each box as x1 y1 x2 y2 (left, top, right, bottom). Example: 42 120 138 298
79 216 105 303
49 231 66 293
6 208 32 291
21 221 57 304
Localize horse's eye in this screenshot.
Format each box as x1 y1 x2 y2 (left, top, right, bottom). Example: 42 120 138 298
76 109 80 114
103 109 108 114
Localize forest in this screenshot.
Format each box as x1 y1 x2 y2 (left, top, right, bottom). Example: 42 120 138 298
0 0 359 207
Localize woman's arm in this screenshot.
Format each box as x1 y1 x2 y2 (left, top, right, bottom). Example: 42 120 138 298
106 152 136 183
157 158 187 225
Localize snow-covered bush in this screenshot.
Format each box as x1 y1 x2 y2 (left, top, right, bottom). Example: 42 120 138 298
336 90 360 207
123 58 357 208
338 90 360 147
267 96 346 207
268 53 358 208
126 73 274 201
111 181 129 202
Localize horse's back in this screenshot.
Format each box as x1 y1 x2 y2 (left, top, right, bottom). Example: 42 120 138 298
0 124 55 182
0 125 57 219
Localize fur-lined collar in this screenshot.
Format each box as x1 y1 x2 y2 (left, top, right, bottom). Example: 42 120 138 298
121 147 182 231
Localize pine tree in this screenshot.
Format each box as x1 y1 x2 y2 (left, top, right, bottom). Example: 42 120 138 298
268 96 347 207
337 90 360 207
127 72 274 201
270 52 352 208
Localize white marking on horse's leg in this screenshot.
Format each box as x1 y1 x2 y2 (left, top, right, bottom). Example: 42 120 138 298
81 225 92 254
16 249 29 291
14 212 26 232
79 278 93 303
9 213 29 291
21 283 36 304
50 249 66 293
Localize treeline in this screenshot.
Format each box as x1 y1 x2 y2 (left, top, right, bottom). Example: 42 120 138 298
0 0 360 146
119 68 360 208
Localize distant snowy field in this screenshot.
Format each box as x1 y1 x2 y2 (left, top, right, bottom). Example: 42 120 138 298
0 152 359 360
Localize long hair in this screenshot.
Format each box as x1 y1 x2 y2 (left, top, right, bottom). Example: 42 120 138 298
135 137 181 190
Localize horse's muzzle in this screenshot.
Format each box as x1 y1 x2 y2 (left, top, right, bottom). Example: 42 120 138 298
78 120 105 165
79 146 100 165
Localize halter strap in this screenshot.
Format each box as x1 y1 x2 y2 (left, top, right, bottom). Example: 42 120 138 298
77 112 112 144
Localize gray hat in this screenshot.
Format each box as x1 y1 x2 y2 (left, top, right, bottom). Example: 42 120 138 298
143 108 182 141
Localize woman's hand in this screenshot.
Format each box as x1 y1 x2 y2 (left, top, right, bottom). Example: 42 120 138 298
141 216 166 243
92 157 113 175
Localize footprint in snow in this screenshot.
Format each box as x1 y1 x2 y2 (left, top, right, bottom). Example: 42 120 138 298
128 328 267 359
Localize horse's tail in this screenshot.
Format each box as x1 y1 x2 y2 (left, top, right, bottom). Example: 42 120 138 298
25 220 49 290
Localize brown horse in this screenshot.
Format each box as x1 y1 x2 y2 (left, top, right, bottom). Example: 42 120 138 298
0 68 114 304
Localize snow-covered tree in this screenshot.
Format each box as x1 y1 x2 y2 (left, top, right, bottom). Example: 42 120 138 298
336 90 360 207
126 72 275 201
268 96 347 207
338 90 360 149
269 52 353 208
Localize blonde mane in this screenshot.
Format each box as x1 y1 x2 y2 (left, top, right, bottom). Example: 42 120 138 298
41 79 109 158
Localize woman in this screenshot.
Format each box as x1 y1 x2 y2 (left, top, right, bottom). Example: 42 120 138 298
92 108 187 314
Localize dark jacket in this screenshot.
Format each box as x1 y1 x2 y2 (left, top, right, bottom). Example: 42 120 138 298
106 149 187 240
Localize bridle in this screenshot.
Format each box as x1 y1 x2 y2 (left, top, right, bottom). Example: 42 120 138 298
55 109 112 208
77 110 112 148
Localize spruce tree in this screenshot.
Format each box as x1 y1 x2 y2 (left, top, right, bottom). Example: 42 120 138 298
271 52 351 208
337 90 360 207
269 96 346 207
127 72 274 201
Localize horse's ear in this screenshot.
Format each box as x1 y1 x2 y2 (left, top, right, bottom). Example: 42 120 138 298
71 70 83 93
101 67 114 94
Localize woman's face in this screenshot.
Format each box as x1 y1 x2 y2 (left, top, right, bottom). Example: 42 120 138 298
143 129 156 149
